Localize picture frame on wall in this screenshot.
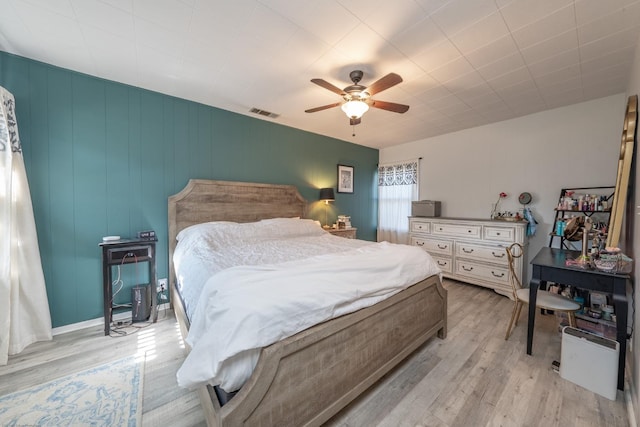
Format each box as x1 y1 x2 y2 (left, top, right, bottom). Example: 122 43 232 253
337 164 354 193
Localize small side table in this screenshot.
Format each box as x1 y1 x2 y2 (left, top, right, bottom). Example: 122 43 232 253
327 228 357 239
99 237 157 335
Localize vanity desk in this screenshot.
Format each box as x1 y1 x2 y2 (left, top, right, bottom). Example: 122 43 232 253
528 247 629 390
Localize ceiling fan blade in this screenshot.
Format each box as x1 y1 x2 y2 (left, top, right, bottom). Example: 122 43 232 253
371 100 409 113
310 78 345 96
350 117 361 126
366 73 403 96
305 102 341 113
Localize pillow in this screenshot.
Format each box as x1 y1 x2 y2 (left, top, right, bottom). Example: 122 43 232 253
257 218 325 238
176 218 324 245
176 221 237 242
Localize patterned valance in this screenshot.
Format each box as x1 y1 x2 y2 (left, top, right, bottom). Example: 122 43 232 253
378 161 418 186
0 87 21 153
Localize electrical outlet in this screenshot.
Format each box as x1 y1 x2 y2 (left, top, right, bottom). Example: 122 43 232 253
157 278 168 293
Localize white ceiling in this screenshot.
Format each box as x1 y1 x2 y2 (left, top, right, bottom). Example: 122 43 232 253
1 0 639 149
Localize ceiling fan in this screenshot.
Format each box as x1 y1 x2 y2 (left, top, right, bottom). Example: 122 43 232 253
305 70 409 126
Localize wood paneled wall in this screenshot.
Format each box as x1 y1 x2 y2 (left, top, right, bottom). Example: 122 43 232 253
0 51 379 328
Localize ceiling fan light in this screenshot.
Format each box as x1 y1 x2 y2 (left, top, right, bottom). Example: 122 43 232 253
341 100 369 119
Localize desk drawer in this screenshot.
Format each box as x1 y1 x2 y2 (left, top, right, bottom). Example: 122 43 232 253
107 245 152 263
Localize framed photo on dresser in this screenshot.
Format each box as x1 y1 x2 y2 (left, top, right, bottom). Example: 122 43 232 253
337 164 354 193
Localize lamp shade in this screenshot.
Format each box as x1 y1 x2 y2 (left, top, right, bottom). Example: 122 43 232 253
319 187 335 201
341 100 369 119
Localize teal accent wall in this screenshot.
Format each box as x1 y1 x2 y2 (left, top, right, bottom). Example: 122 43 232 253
0 52 379 328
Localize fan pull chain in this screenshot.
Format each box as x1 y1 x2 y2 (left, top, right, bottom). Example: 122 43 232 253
352 124 356 137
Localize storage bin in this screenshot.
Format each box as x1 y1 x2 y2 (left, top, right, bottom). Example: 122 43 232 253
575 316 616 340
411 200 441 217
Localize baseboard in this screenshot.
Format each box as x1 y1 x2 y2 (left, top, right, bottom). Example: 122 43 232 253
52 303 172 336
628 377 638 427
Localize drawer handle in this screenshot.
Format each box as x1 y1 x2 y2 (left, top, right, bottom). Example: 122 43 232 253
416 242 424 246
437 244 448 249
418 225 423 229
491 271 505 278
496 232 501 236
462 266 473 271
462 248 474 253
468 229 472 233
438 227 443 231
437 261 447 266
492 252 505 258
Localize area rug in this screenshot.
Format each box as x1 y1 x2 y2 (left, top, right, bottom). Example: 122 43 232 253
0 355 143 426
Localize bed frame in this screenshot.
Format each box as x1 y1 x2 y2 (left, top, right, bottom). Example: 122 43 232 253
168 179 447 427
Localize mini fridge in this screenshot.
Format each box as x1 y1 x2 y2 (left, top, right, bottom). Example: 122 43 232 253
560 326 619 400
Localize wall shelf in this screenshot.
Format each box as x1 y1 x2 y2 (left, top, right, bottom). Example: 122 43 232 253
549 186 614 250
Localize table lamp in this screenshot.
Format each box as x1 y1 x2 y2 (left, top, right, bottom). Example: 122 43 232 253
319 188 335 228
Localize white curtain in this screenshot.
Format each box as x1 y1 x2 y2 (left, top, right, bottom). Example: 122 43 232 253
377 160 419 244
0 86 52 365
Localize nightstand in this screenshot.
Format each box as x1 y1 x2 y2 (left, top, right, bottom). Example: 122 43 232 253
327 228 357 239
99 237 157 335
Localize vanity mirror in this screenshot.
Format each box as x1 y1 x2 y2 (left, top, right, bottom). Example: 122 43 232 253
606 94 637 248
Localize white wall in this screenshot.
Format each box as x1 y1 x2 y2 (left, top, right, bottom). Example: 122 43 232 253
383 83 640 418
383 32 640 421
381 94 626 272
627 31 640 426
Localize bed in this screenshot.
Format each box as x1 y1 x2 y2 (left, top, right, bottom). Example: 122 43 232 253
168 179 447 427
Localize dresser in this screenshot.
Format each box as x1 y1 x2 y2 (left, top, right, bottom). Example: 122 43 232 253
409 217 527 296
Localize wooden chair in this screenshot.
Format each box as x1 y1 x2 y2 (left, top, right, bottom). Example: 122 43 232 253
504 243 581 340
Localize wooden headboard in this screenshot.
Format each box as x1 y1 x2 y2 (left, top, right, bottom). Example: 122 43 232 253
167 179 308 294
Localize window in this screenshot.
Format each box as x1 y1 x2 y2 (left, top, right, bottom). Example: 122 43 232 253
377 160 419 244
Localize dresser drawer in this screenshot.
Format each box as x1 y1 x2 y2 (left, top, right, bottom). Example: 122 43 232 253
483 226 516 242
454 260 509 285
411 237 453 256
431 255 452 274
432 223 482 239
455 242 509 265
410 220 431 233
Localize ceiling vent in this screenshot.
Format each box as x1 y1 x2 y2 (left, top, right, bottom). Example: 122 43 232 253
250 107 279 119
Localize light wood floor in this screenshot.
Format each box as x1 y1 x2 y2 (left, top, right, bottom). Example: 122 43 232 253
0 279 629 426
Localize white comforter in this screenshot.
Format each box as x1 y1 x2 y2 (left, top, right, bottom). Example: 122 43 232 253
173 219 369 320
174 219 441 391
